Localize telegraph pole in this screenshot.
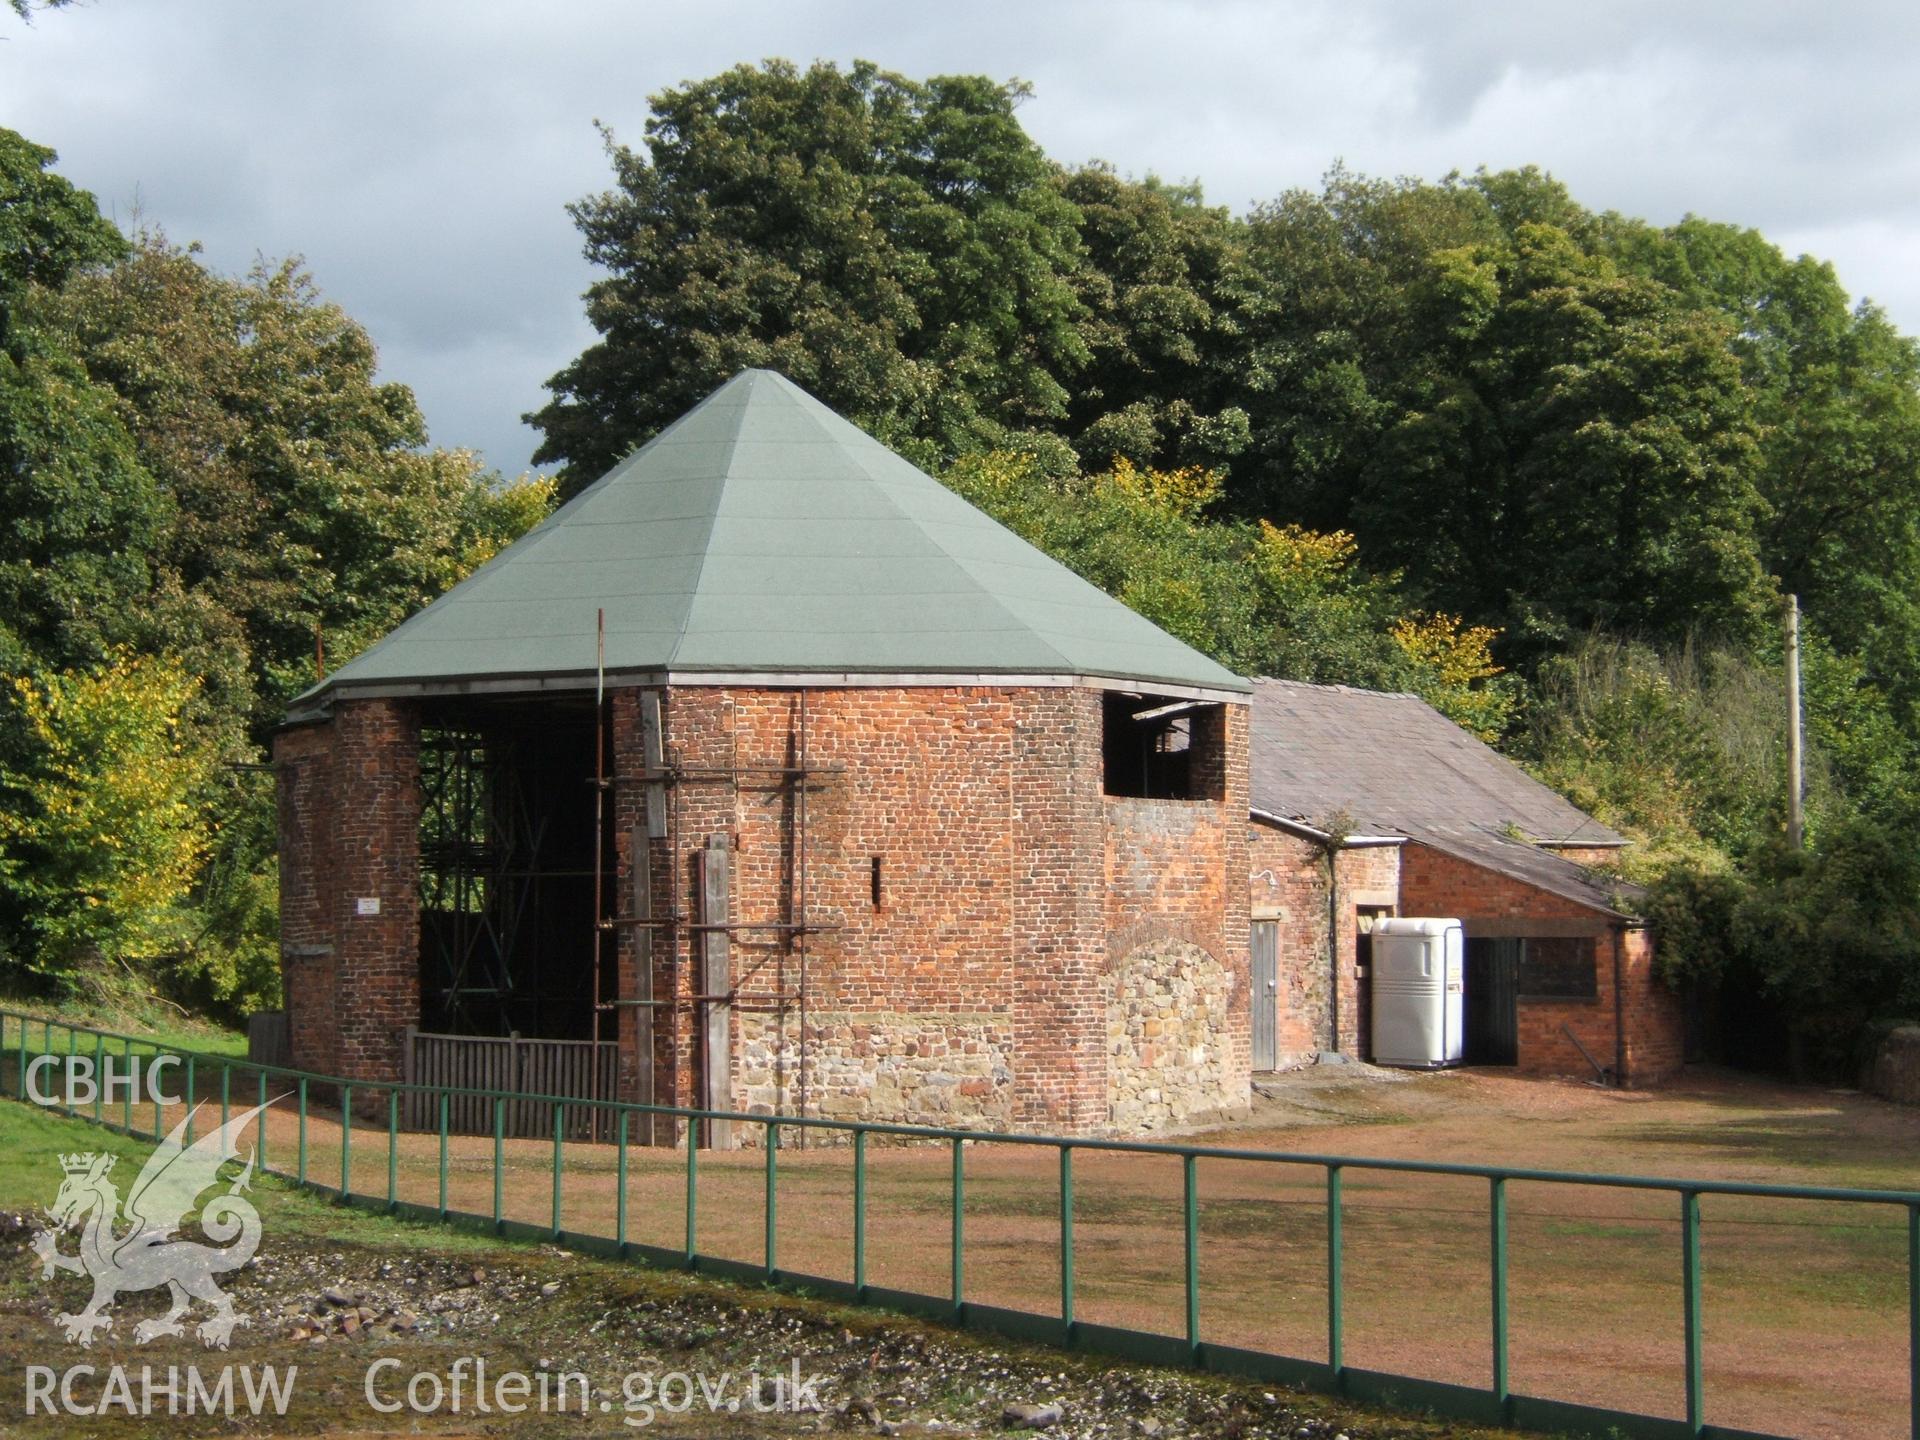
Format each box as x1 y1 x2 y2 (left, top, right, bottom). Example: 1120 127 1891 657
1785 594 1805 849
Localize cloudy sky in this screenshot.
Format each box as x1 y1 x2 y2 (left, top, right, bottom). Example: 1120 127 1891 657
5 1 1916 477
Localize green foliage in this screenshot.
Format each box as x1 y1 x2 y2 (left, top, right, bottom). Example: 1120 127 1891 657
0 128 124 335
1522 635 1790 872
1058 165 1249 472
531 60 1090 494
0 652 221 979
1523 630 1920 1060
1232 174 1773 651
0 133 557 1016
36 232 551 726
943 452 1518 736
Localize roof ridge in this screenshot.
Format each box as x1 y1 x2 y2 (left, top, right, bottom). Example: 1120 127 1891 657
835 435 1080 678
1250 676 1421 700
664 372 755 670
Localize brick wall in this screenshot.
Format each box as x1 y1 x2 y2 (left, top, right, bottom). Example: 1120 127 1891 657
278 681 1252 1132
608 683 1247 1139
1399 842 1681 1084
1246 823 1401 1065
1104 701 1253 1127
1618 926 1683 1085
272 698 422 1084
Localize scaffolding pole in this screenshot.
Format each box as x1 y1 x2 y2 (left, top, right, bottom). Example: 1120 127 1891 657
590 685 830 1146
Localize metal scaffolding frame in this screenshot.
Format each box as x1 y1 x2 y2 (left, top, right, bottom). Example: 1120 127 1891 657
585 642 841 1145
415 699 600 1042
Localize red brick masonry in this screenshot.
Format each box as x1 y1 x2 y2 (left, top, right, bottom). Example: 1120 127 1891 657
278 685 1251 1137
1247 821 1682 1084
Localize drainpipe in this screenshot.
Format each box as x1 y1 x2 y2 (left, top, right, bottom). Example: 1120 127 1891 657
1323 841 1341 1054
1611 926 1626 1086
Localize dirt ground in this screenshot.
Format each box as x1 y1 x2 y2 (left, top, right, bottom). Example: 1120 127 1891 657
17 1060 1920 1440
0 1095 1512 1440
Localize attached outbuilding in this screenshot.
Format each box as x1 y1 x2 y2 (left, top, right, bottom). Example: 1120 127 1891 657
275 370 1253 1141
1245 678 1683 1085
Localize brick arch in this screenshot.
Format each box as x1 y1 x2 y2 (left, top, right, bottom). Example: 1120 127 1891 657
1105 919 1213 969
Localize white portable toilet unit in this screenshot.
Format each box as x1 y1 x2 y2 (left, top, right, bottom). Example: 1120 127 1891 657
1369 918 1465 1068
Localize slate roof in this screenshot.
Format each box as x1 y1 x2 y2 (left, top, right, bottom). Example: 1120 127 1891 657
1249 678 1637 916
292 370 1248 714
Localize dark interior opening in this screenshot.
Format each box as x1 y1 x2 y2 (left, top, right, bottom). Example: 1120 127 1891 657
416 694 604 1040
1101 692 1226 799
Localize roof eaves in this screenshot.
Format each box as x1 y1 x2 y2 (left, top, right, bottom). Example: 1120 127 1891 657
1406 827 1642 920
1249 809 1407 847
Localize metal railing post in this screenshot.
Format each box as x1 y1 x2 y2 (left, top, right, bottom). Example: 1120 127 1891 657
552 1103 565 1240
1060 1145 1075 1334
951 1137 966 1316
1183 1153 1200 1359
1907 1202 1917 1440
684 1120 699 1269
1491 1175 1510 1407
616 1110 630 1256
1328 1165 1344 1380
437 1091 450 1220
341 1085 353 1195
297 1077 309 1183
765 1119 779 1278
219 1061 230 1134
92 1031 103 1123
184 1055 196 1144
1682 1189 1704 1435
255 1069 266 1169
492 1096 504 1232
387 1089 399 1211
852 1128 868 1297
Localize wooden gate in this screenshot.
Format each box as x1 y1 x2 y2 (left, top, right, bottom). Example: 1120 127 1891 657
1250 920 1279 1071
402 1028 618 1138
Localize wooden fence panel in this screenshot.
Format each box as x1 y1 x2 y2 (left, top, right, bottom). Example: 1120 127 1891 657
401 1030 616 1139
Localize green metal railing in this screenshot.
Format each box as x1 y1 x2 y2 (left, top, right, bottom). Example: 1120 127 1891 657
3 1006 1914 1440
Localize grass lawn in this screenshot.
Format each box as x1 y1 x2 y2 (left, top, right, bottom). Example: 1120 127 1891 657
0 985 247 1059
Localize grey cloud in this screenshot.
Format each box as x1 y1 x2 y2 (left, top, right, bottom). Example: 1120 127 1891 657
4 0 1917 476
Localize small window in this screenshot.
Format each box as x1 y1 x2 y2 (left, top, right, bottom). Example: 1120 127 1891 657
1517 937 1598 1000
1102 693 1226 800
870 856 884 908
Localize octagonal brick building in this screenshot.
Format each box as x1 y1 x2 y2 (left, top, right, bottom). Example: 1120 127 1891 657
274 370 1251 1141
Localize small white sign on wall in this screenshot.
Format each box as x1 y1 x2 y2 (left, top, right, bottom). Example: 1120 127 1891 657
355 897 381 917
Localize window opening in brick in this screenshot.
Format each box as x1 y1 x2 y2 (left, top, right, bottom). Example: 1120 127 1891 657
416 696 601 1040
1101 692 1226 799
870 855 884 908
1517 936 1599 1001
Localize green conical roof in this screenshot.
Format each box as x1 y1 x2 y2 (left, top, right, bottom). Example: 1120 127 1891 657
294 370 1248 712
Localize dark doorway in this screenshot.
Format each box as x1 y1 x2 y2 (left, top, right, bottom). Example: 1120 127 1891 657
1465 937 1520 1065
416 695 604 1040
1353 906 1394 1061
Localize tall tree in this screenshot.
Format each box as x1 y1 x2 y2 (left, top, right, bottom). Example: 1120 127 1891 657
530 60 1091 494
1057 164 1248 472
38 232 551 729
1230 171 1771 649
0 129 162 679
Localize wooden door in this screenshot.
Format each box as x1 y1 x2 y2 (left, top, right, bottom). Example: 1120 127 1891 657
1251 920 1279 1071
